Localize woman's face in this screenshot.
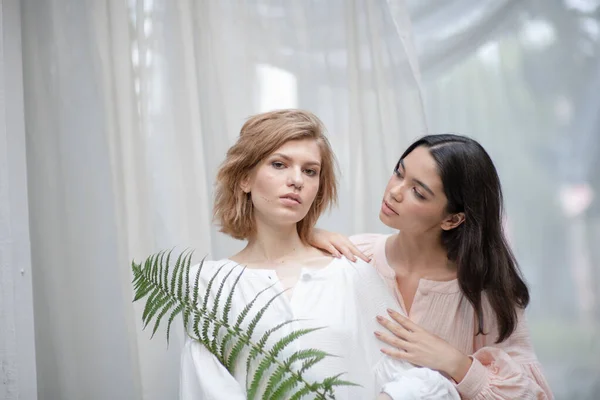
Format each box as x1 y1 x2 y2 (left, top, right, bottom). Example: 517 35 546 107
380 146 451 234
242 139 321 228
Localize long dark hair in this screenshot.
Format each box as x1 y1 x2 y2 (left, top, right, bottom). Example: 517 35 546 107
399 134 529 343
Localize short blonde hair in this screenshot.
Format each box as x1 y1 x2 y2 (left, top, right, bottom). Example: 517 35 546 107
214 109 338 242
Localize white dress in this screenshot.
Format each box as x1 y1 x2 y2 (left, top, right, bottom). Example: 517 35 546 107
179 257 459 399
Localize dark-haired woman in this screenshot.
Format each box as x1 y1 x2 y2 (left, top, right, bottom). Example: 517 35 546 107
311 134 554 399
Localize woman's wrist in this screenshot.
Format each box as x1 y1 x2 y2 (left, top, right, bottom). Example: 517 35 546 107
447 352 472 383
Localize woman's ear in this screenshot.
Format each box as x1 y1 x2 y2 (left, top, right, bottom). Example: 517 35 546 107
441 212 465 231
240 174 251 193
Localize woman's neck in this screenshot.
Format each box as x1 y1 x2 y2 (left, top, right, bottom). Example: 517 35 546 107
387 230 455 277
232 221 311 265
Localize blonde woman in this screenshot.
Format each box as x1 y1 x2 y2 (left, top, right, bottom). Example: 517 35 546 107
180 110 458 399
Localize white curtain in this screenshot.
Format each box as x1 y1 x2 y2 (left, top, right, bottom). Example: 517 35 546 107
405 1 600 398
20 0 426 399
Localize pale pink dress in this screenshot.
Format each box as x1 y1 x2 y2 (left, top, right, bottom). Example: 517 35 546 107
351 233 554 400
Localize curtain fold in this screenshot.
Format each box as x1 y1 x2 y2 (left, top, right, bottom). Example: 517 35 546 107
21 1 426 398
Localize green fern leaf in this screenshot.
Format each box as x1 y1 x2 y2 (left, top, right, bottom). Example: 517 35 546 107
179 251 192 304
321 372 360 390
270 328 326 359
151 253 160 287
283 349 331 367
246 289 290 345
170 251 182 295
162 249 173 292
144 293 169 329
151 299 175 338
224 283 277 371
166 303 184 344
209 263 238 353
191 257 205 308
132 277 153 302
132 250 359 399
269 375 299 400
263 363 290 399
288 386 314 400
157 250 166 292
176 250 193 300
217 266 246 362
141 288 162 325
224 330 248 371
200 264 228 342
249 319 300 362
299 355 326 376
247 354 275 400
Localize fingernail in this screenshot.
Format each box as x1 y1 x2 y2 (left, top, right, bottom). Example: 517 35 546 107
376 315 384 322
374 331 382 337
387 308 396 315
352 256 357 262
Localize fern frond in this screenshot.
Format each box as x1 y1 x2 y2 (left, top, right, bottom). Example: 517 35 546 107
244 292 296 386
222 265 245 331
217 266 246 363
322 372 360 390
225 282 278 371
169 250 182 296
178 251 193 304
249 319 301 363
162 249 173 292
262 363 290 399
269 328 326 359
157 250 166 292
209 263 239 353
191 256 205 308
288 386 314 400
166 303 184 343
151 299 175 338
247 354 276 400
246 289 290 344
269 375 299 400
315 372 361 395
132 250 359 399
200 264 228 342
141 288 161 325
143 292 169 329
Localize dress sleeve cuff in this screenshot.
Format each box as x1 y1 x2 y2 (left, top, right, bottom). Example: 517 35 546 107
455 357 488 398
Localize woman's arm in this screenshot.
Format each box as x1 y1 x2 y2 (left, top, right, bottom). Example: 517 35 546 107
454 310 553 400
377 309 553 400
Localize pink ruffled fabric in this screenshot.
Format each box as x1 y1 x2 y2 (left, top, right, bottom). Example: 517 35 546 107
456 347 552 399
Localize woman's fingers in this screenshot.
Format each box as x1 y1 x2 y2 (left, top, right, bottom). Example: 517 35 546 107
386 309 421 332
327 244 342 258
376 315 411 340
374 330 411 350
332 238 370 262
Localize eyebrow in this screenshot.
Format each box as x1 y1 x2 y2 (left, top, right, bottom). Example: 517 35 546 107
399 159 435 196
271 153 321 167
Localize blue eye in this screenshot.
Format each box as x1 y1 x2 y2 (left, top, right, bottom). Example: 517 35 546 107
304 169 318 176
272 161 285 169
